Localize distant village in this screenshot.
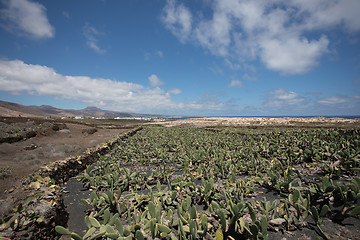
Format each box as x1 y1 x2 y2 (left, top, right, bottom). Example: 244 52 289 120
61 116 161 120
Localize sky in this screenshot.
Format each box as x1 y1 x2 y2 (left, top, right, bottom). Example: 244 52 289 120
0 0 360 117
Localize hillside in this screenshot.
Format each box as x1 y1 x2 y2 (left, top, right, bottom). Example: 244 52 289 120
0 100 163 119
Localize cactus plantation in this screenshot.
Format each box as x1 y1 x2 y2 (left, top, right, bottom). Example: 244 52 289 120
51 126 360 239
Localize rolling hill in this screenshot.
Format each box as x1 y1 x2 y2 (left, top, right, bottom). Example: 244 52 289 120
0 100 164 119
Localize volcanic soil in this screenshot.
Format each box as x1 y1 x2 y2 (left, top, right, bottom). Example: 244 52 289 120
0 117 141 218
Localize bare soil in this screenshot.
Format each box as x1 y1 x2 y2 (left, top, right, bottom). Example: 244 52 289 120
0 117 140 218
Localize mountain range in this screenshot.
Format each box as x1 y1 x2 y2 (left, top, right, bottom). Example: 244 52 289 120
0 100 168 119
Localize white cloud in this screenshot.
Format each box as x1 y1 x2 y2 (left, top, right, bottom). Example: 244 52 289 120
0 0 54 39
148 74 164 87
0 59 237 114
317 95 360 105
290 0 360 32
224 59 241 71
161 0 192 42
228 79 242 88
0 59 180 112
168 88 182 95
315 95 360 115
194 9 232 56
83 23 106 54
162 0 360 75
260 35 329 75
264 88 304 108
192 93 227 111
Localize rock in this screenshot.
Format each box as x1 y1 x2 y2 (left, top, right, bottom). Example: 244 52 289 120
269 218 286 226
59 129 71 134
41 122 53 128
82 128 97 136
52 123 67 131
24 144 38 150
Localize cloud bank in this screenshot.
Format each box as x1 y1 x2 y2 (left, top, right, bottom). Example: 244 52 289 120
318 95 360 105
0 0 54 39
0 59 178 112
0 59 358 115
261 88 360 116
162 0 360 75
0 59 229 114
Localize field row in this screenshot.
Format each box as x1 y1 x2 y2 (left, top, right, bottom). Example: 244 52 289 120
56 126 360 239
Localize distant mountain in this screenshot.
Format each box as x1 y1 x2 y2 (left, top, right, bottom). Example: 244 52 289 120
0 101 46 117
0 100 166 119
83 106 103 112
35 105 62 115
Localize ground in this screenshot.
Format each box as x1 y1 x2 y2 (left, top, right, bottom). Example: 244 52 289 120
0 117 142 218
152 116 360 128
0 116 359 239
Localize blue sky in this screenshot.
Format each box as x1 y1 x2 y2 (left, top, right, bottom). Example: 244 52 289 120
0 0 359 116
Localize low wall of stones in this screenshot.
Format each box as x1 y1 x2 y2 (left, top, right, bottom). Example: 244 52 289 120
40 126 142 184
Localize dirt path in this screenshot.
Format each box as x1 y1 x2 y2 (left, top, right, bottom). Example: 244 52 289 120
0 121 127 218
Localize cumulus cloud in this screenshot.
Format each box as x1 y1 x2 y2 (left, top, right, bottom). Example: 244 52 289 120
168 88 182 95
162 0 360 75
0 59 180 112
161 0 192 42
228 79 242 88
148 74 164 87
83 23 106 54
264 88 304 108
260 36 329 75
290 0 360 32
194 8 231 56
0 59 231 114
0 0 54 39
